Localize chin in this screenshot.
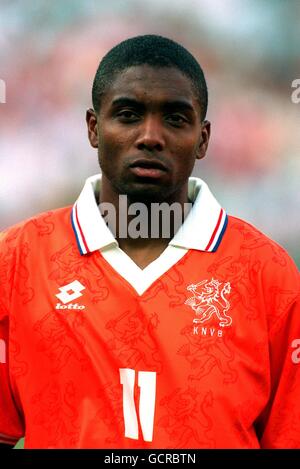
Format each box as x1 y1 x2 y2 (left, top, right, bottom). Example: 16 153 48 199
118 181 170 203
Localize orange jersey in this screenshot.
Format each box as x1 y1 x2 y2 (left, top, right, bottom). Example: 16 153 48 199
0 175 299 448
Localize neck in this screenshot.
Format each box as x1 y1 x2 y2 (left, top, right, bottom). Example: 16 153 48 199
99 175 193 248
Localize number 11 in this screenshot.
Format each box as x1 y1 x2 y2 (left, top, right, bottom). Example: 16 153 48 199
119 368 157 442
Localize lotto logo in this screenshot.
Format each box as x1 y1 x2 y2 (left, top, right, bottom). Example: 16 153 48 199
56 303 85 310
55 280 85 304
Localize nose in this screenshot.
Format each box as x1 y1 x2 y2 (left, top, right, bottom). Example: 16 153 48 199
135 115 165 152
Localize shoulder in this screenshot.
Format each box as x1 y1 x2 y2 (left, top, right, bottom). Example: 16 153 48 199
0 206 72 256
225 214 299 298
226 214 299 325
0 207 74 318
224 212 300 290
226 214 298 271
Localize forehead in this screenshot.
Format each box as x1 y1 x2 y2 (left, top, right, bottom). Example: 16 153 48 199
101 65 199 108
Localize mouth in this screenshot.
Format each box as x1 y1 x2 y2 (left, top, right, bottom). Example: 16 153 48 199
129 158 168 179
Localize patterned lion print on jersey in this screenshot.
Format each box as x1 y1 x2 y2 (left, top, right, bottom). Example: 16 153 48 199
233 372 269 442
0 237 34 305
231 401 263 448
267 364 300 447
266 398 300 448
164 265 188 307
141 265 187 308
158 387 215 448
178 325 238 384
8 315 29 378
33 310 91 373
232 221 287 266
15 243 35 303
31 380 80 447
49 243 109 303
267 285 298 333
26 212 55 236
10 339 29 377
106 305 162 372
185 279 232 327
91 383 124 445
207 255 261 320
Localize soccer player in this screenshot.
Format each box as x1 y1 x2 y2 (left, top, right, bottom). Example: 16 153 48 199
0 35 299 449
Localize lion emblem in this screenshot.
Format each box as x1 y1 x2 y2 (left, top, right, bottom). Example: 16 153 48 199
185 278 232 327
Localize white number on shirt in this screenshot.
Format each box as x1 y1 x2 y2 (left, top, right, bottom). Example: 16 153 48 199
119 368 156 442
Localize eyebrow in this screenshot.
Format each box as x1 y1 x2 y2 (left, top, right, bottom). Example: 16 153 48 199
111 97 196 113
111 97 144 109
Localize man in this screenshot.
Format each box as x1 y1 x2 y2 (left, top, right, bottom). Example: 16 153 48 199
0 35 299 449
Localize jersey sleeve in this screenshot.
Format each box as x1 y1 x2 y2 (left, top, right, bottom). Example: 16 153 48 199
0 230 25 445
255 248 300 448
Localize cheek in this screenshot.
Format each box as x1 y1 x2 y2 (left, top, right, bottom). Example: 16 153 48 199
172 133 200 154
98 128 132 157
171 139 199 168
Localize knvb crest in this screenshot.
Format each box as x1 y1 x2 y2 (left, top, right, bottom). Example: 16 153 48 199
185 278 232 328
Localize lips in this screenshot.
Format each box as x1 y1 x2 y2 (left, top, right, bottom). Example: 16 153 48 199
129 159 167 171
129 158 168 179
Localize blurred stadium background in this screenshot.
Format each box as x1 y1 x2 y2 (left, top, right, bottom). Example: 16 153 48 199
1 0 299 266
0 0 299 447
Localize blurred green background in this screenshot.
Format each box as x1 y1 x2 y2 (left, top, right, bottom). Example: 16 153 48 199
14 438 24 449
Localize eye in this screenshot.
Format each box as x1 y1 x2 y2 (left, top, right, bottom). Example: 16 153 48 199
166 114 187 127
116 109 140 122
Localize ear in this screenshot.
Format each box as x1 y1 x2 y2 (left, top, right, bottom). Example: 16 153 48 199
196 120 211 160
86 108 99 148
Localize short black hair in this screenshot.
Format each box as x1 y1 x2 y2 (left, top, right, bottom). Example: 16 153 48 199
92 34 208 120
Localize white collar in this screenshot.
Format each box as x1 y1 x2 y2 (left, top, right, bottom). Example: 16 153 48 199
71 174 227 255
